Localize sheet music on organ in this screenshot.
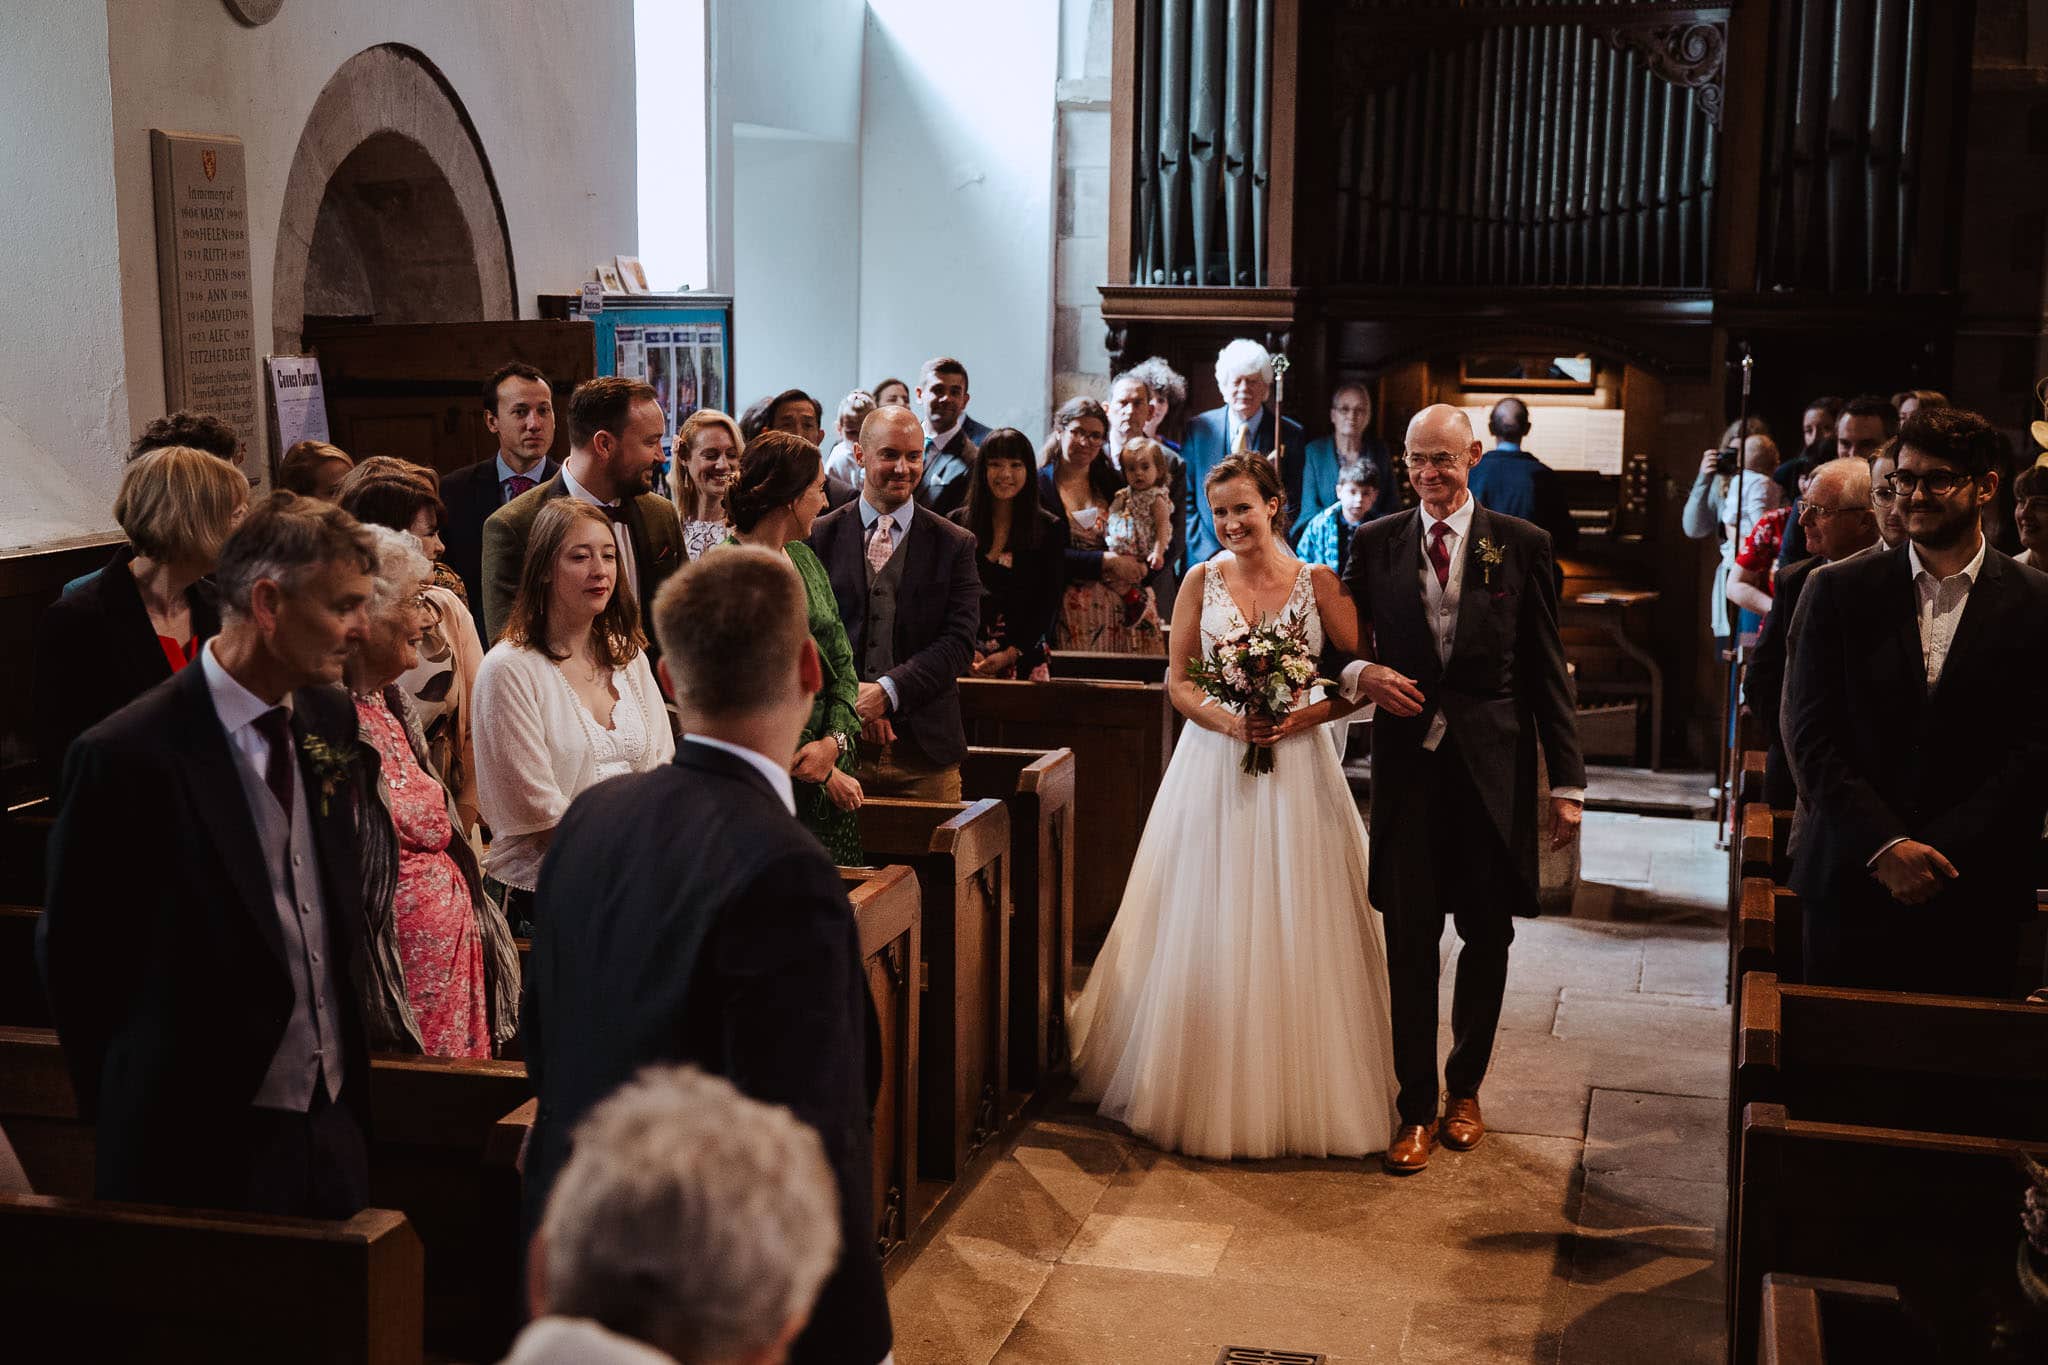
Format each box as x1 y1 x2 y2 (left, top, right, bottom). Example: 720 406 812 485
1461 405 1625 476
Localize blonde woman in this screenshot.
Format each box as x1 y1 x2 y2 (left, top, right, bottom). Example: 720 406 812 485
669 408 743 561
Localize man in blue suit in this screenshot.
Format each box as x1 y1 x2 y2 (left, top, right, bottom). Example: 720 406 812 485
1181 339 1308 565
1467 397 1578 556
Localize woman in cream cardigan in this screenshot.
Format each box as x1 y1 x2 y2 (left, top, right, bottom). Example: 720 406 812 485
473 498 674 929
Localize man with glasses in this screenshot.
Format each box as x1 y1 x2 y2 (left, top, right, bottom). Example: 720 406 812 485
1784 407 2048 998
1740 458 1880 807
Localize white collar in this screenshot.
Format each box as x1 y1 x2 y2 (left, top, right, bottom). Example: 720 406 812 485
1907 532 1987 588
200 637 289 735
682 734 796 815
561 463 618 511
1227 408 1264 441
1422 493 1478 541
859 496 916 536
924 413 965 451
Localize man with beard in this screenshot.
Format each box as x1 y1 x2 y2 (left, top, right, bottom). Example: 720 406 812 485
1785 406 2048 997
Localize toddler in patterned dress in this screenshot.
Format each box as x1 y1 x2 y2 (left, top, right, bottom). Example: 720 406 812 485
1105 439 1175 633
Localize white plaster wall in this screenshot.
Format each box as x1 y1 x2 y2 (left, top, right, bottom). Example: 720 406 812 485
0 0 128 548
733 128 862 410
101 0 639 470
858 1 1060 438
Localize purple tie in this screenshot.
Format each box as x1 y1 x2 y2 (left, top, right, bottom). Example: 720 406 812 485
254 707 295 818
1427 521 1452 588
505 474 536 502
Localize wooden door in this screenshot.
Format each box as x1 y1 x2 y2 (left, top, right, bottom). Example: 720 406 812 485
304 321 596 479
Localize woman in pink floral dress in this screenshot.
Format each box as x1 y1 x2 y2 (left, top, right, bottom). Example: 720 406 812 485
343 527 520 1058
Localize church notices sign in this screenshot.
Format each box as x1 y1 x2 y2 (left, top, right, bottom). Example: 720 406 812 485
150 130 258 473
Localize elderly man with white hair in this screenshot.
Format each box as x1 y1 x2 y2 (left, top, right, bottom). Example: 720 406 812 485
508 1065 841 1365
1179 338 1309 566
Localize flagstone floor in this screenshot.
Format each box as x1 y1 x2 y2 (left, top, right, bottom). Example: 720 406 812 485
885 809 1732 1364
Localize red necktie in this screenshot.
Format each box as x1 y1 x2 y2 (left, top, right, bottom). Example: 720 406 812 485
1427 521 1452 588
504 474 536 502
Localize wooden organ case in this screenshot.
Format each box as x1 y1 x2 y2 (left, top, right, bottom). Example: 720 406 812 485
1101 0 1979 767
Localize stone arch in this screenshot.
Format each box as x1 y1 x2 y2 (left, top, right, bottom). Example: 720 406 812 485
271 44 513 355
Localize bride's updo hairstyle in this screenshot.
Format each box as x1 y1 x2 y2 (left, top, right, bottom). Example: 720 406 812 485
1204 451 1288 532
727 429 820 533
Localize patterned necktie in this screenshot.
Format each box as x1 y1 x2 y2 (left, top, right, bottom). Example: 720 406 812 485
1427 520 1452 588
504 474 536 501
867 513 896 575
254 706 295 818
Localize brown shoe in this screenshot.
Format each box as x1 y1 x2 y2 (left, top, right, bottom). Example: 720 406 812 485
1439 1097 1485 1151
1383 1123 1435 1174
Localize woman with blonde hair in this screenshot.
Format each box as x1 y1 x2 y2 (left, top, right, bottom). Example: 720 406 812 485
472 498 674 928
670 408 744 561
33 445 248 776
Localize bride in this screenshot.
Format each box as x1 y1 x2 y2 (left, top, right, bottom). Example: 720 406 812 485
1068 452 1398 1160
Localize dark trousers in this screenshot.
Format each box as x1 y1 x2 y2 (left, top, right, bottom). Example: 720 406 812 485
1804 897 2027 1000
238 1085 370 1219
1379 740 1525 1126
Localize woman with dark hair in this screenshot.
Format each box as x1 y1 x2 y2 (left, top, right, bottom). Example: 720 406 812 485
1040 397 1157 653
472 499 674 926
952 427 1066 678
340 467 489 835
722 430 865 862
872 377 911 409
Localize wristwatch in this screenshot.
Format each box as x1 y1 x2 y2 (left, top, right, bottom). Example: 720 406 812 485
831 731 859 763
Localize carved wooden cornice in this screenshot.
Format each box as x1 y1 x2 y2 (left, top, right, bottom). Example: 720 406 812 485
1593 21 1728 126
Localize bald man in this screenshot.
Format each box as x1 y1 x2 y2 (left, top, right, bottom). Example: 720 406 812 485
1337 404 1584 1174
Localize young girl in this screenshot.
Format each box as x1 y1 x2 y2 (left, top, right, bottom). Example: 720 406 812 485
1108 438 1176 573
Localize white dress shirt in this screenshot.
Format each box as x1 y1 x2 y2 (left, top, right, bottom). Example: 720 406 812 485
1907 533 1986 691
562 464 641 606
682 734 797 815
923 414 965 453
858 497 918 712
1226 409 1266 453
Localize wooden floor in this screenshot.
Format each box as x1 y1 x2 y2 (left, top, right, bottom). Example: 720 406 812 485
884 810 1731 1364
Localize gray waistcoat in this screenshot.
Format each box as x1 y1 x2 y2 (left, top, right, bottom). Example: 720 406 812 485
863 525 910 681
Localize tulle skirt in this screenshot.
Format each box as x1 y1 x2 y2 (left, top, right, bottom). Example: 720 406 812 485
1068 718 1399 1159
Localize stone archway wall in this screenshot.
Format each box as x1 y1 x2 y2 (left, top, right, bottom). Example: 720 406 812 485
271 44 513 355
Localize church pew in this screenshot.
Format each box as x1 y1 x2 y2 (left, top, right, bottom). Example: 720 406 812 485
0 903 46 1027
1731 1103 2045 1365
1734 971 2048 1140
959 676 1173 956
962 746 1077 1091
857 798 1009 1186
0 1194 425 1364
1758 1273 1932 1363
1047 649 1168 684
843 865 921 1261
1734 878 1803 985
0 1027 531 1361
1739 802 1789 885
1736 749 1768 806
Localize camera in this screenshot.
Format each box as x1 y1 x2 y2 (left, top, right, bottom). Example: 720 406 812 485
1714 446 1741 476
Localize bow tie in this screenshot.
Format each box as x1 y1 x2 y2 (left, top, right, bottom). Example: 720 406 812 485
599 501 630 524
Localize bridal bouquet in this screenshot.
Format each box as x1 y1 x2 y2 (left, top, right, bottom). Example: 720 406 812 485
1186 617 1327 775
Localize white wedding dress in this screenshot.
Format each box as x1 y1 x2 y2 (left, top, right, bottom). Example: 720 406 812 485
1068 559 1399 1159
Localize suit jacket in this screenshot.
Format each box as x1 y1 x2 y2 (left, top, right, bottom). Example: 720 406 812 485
440 456 560 614
522 741 890 1365
1302 433 1400 527
1344 504 1584 905
1742 552 1821 808
949 505 1068 671
825 472 858 511
1785 544 2048 920
959 414 993 449
916 432 979 518
810 499 981 766
1180 407 1309 564
31 544 222 784
480 471 683 649
1468 448 1579 555
37 666 371 1207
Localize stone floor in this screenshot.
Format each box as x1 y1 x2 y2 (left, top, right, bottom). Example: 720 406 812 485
885 810 1731 1364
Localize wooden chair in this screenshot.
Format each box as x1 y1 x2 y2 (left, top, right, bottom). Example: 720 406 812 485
960 676 1173 957
1758 1273 1932 1363
0 1194 425 1363
962 746 1077 1092
857 799 1009 1188
843 865 921 1261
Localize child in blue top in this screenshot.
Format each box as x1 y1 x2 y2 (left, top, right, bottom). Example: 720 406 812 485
1296 460 1380 576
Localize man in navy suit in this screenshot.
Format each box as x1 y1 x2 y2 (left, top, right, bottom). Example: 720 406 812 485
1180 339 1308 565
439 362 561 613
812 404 981 800
1466 398 1578 556
914 356 987 516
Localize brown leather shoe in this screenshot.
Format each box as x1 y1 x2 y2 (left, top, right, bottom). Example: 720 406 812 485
1439 1097 1485 1151
1383 1123 1435 1174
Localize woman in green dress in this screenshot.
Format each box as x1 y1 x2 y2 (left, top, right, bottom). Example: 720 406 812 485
722 430 866 863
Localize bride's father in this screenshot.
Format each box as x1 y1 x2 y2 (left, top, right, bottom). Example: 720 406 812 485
1340 404 1584 1174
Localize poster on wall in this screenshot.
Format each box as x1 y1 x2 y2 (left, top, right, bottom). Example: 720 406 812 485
264 355 331 458
613 326 646 382
644 328 673 436
694 324 726 415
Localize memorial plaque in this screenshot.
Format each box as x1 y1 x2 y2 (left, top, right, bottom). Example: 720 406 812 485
150 130 259 481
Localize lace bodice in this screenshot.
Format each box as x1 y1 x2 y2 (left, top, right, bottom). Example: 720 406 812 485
1199 558 1322 658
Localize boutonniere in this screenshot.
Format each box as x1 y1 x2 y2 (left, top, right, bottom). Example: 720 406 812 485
1475 537 1506 587
299 733 354 817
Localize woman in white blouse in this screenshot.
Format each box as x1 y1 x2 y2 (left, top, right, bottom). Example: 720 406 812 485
668 408 741 562
473 498 674 928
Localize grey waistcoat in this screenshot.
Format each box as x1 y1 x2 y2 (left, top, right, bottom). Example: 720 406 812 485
863 524 910 681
